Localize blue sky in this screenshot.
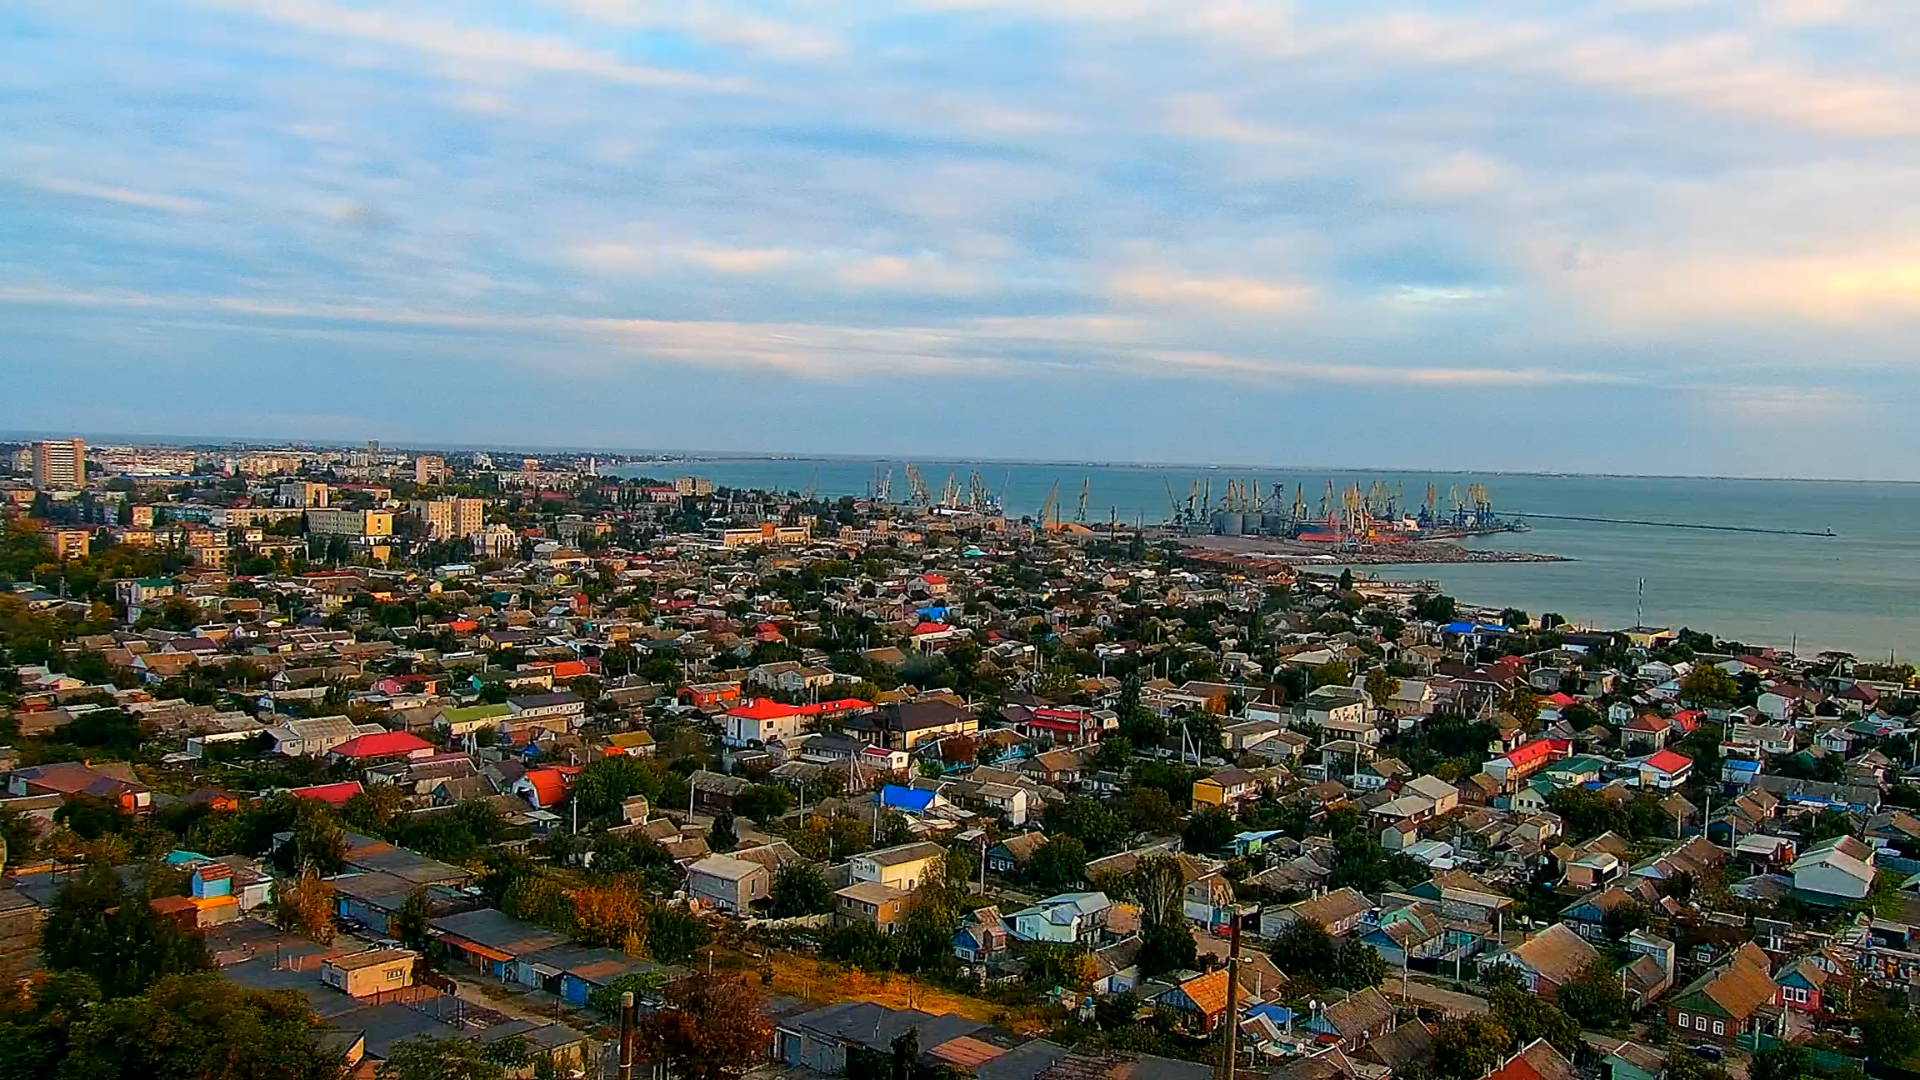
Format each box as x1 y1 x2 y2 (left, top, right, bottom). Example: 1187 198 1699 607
4 0 1920 476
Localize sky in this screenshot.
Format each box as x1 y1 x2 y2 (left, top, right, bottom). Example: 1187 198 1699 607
4 1 1920 477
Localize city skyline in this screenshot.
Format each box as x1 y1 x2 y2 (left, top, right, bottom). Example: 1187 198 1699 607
6 2 1920 477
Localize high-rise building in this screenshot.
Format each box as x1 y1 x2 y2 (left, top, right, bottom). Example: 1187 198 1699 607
414 455 446 485
33 439 85 490
411 497 487 540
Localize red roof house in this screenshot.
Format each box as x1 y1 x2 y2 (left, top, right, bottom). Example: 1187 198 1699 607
289 781 364 807
1640 749 1694 791
328 731 436 762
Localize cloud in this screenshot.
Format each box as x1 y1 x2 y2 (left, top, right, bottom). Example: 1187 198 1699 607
207 0 745 91
1706 385 1865 422
1402 153 1510 201
564 0 844 60
1143 349 1631 386
571 242 798 276
839 255 981 294
1388 285 1504 307
923 1 1920 136
29 178 206 215
1111 270 1314 312
1553 250 1920 323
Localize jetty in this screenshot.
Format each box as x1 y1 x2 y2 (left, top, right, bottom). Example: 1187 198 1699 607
1510 512 1834 538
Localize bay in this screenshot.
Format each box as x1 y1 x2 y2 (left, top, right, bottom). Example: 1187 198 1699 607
610 457 1920 660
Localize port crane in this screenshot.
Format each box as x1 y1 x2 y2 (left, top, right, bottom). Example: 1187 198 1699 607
874 468 892 503
1074 477 1091 523
905 464 930 507
1037 480 1061 532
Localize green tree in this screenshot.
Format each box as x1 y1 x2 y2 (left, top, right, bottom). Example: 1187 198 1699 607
376 1034 532 1080
57 973 340 1080
707 812 738 853
1309 661 1352 690
1181 806 1236 855
769 864 834 918
646 907 710 966
733 784 792 825
1333 938 1389 990
1490 985 1579 1056
1137 920 1197 978
1045 797 1127 855
1027 836 1090 893
41 866 210 999
1558 963 1631 1030
1680 665 1740 708
1860 1006 1920 1068
1750 1045 1816 1080
1124 786 1181 836
395 887 434 957
1602 899 1652 943
1270 920 1339 984
1433 1014 1511 1080
1364 668 1400 709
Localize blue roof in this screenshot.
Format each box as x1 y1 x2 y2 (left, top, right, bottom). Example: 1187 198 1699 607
1444 622 1510 635
880 784 936 812
1726 760 1761 772
165 849 211 866
1246 1003 1295 1025
1234 830 1284 842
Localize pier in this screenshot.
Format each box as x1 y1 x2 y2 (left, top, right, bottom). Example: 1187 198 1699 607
1510 512 1835 538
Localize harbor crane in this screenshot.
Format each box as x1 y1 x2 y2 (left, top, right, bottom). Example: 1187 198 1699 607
1037 480 1061 532
905 464 930 507
1075 477 1091 523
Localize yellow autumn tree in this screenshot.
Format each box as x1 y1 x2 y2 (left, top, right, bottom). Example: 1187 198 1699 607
570 881 648 949
271 869 336 945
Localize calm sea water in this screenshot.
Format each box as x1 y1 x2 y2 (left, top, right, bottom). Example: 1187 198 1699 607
612 458 1920 660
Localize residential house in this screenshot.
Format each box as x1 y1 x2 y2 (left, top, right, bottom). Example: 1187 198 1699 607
952 907 1010 964
986 833 1049 877
1008 892 1111 945
1305 987 1397 1050
836 881 912 934
1192 768 1263 811
849 841 947 890
1790 835 1876 905
1155 968 1259 1033
1485 924 1600 1000
1665 943 1782 1046
1773 957 1827 1013
320 949 418 998
1637 749 1693 792
1260 886 1371 939
686 854 772 914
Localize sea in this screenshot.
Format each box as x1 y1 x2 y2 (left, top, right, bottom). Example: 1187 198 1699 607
609 457 1920 661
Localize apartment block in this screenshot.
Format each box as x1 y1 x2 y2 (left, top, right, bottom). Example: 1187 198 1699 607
33 439 85 490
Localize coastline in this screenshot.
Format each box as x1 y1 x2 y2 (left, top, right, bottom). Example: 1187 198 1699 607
1180 534 1570 567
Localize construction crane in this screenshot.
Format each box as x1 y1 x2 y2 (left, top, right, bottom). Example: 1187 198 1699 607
1075 477 1090 523
1037 480 1060 532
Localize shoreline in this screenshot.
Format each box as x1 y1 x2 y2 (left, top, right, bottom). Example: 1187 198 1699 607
1180 535 1570 568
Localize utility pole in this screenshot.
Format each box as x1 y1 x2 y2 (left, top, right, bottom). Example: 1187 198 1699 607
1218 915 1244 1080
